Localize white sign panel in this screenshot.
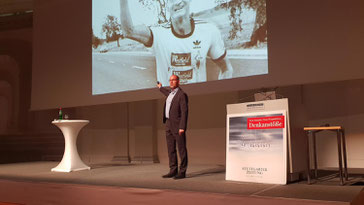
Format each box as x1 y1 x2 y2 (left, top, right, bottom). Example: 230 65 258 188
226 110 287 184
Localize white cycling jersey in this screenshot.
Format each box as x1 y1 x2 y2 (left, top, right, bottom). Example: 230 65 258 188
149 18 226 85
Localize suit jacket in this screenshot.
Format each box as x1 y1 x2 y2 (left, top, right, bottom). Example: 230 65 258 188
160 87 188 133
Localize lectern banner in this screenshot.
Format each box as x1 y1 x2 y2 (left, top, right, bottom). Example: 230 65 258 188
226 110 287 184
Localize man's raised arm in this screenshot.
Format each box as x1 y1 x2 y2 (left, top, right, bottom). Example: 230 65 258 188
120 0 153 46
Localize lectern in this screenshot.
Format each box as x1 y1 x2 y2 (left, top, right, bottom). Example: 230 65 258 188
226 98 289 184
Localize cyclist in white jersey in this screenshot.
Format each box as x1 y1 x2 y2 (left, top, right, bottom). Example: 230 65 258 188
120 0 233 85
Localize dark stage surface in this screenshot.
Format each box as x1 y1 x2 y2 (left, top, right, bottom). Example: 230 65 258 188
0 162 363 205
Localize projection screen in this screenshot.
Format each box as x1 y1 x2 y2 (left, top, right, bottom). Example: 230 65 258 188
31 0 364 110
92 0 268 95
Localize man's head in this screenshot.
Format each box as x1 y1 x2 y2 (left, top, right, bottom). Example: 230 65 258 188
169 75 180 89
168 0 191 21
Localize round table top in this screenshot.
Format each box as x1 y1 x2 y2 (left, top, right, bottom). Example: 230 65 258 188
52 119 90 124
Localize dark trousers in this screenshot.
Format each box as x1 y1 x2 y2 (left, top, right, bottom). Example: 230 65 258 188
165 119 188 174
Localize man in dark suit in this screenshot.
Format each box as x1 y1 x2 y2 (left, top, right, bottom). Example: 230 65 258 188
157 75 188 179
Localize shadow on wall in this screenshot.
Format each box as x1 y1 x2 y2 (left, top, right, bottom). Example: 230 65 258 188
0 96 8 133
0 39 32 132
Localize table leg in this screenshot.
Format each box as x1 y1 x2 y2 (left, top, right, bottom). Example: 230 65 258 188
306 131 312 184
336 130 344 185
313 132 318 179
341 129 349 181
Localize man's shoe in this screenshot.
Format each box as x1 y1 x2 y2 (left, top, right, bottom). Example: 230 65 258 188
173 173 186 180
162 172 177 178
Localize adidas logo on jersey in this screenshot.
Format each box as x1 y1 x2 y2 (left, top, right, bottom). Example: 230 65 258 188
193 40 201 45
193 40 201 49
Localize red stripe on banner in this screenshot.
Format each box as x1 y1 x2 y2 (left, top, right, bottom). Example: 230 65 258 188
247 116 285 129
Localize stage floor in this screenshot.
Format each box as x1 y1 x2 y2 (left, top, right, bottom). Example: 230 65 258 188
0 162 363 205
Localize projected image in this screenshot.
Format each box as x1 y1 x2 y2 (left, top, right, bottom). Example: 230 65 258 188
92 0 268 95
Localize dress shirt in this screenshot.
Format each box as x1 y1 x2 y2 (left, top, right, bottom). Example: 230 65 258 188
165 87 179 119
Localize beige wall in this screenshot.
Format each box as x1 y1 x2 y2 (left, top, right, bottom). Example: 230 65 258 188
26 79 364 171
0 28 32 132
304 80 364 169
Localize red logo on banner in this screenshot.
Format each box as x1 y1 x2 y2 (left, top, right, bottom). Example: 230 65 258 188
247 116 285 129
